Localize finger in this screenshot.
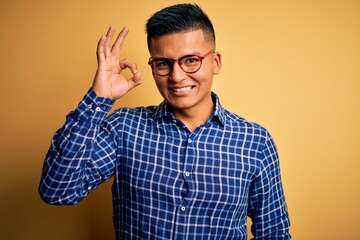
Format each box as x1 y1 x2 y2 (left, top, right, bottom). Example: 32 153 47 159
97 26 116 62
111 26 129 56
104 26 116 58
119 58 141 85
131 71 142 85
96 35 107 62
105 26 116 47
119 58 138 74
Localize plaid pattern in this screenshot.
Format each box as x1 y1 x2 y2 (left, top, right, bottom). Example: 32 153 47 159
39 89 290 239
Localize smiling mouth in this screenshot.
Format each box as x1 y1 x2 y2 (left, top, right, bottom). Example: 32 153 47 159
171 86 195 92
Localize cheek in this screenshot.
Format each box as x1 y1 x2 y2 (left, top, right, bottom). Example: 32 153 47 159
194 68 214 85
198 61 216 77
154 77 167 90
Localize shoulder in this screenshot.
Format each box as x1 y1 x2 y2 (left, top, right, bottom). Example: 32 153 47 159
221 108 272 146
213 93 269 139
224 109 268 133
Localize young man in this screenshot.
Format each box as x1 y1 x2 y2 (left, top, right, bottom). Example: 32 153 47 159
39 3 291 239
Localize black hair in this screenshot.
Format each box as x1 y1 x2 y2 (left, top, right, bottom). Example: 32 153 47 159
146 3 215 50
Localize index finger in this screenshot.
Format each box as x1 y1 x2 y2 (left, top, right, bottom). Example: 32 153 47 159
111 26 129 56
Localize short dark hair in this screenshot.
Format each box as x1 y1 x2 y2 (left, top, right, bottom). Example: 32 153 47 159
146 3 215 51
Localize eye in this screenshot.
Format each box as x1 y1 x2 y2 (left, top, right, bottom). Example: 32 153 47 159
155 59 171 69
182 56 200 66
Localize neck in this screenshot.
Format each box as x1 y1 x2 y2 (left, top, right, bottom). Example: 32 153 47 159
172 96 215 132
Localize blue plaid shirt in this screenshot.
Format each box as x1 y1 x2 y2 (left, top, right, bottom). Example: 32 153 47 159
39 89 290 239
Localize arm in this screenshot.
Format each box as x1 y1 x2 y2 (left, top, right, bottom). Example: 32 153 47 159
39 90 116 204
248 132 291 239
39 26 142 204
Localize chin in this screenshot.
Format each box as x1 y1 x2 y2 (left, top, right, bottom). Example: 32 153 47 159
166 98 193 110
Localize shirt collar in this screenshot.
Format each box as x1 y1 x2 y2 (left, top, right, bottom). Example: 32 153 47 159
149 92 226 126
211 92 226 126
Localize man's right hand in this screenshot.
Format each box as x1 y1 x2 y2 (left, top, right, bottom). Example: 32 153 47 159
92 26 142 100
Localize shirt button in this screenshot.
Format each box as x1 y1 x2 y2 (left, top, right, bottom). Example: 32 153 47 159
87 104 92 109
185 172 190 177
66 134 71 139
188 139 193 143
95 107 101 112
180 206 186 212
172 119 177 123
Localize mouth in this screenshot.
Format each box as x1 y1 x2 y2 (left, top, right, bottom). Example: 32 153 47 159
170 86 195 92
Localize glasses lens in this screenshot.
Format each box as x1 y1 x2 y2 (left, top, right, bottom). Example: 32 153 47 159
153 59 172 76
179 56 201 73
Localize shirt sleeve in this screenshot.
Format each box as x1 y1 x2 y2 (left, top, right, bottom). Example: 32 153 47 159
39 88 116 205
248 131 291 239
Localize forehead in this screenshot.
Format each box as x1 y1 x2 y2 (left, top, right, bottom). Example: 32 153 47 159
149 29 214 57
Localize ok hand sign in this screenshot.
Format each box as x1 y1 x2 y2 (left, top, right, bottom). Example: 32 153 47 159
92 26 142 100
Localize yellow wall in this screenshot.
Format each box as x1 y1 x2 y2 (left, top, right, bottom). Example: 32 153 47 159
1 0 359 239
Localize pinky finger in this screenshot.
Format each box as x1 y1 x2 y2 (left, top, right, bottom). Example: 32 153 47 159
97 35 107 62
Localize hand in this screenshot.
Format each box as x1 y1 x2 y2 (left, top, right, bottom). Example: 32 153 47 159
92 26 142 100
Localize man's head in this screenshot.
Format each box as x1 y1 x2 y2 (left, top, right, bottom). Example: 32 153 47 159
145 4 221 117
146 3 215 52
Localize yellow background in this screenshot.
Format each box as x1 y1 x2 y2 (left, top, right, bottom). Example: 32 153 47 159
1 0 359 239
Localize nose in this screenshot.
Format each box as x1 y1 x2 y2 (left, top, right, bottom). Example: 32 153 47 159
169 61 186 82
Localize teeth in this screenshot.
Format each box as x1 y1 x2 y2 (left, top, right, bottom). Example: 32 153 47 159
172 86 192 92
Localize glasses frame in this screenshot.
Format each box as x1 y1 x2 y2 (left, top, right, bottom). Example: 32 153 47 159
148 49 215 76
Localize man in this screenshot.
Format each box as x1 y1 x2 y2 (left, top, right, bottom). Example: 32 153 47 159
39 3 291 239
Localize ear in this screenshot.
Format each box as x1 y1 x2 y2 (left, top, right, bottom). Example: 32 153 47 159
213 51 222 75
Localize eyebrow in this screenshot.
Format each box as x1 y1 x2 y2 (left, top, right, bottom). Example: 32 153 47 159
152 51 203 60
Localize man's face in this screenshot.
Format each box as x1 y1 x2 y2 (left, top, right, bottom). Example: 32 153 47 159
149 29 221 114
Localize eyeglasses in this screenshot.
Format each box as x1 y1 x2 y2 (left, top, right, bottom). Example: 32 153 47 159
148 49 215 76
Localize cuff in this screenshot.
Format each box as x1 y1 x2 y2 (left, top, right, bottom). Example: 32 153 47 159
74 88 115 124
